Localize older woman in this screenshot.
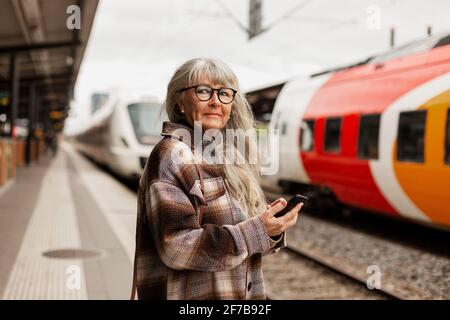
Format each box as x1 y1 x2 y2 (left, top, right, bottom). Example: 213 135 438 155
131 58 303 300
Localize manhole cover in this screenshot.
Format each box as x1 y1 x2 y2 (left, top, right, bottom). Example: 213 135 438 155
42 248 103 260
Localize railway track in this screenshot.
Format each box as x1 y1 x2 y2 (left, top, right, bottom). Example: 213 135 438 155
269 246 404 300
264 246 394 300
263 190 449 300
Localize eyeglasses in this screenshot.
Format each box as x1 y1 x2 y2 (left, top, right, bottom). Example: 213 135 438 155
178 84 237 104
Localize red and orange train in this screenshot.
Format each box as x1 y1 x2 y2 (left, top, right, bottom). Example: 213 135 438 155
249 32 450 230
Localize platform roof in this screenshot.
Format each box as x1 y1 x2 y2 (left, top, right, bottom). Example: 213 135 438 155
0 0 99 130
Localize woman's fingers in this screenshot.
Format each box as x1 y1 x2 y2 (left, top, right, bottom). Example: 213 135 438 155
261 199 303 237
277 202 303 224
269 198 283 207
265 198 287 217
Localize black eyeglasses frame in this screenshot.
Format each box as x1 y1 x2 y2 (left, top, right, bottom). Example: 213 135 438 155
178 84 237 104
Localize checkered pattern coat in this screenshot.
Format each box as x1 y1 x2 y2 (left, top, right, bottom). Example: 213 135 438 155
134 121 286 300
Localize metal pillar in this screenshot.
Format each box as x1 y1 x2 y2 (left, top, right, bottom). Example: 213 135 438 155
249 0 263 39
25 82 36 165
390 27 396 49
8 53 19 138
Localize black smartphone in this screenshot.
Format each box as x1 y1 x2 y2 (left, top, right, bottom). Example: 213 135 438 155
273 194 308 218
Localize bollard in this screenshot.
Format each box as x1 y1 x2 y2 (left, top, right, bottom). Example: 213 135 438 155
17 139 25 167
9 139 16 179
35 138 39 162
39 138 45 159
0 140 6 186
39 138 44 157
30 139 36 162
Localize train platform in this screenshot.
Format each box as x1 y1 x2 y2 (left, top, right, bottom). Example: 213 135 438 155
0 142 137 300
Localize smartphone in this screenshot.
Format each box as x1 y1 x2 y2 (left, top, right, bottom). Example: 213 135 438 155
273 194 308 218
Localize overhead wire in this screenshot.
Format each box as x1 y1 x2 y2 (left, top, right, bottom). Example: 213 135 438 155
214 0 249 33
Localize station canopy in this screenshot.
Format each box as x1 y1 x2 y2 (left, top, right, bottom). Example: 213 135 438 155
0 0 99 131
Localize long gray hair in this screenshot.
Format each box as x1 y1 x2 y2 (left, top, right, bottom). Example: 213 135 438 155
162 57 267 218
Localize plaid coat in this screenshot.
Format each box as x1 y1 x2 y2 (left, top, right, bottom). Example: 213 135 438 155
134 121 286 300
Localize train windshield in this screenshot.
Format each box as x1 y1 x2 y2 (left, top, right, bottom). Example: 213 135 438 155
128 103 163 145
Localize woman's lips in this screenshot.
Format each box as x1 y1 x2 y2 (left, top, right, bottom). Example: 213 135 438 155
204 114 222 118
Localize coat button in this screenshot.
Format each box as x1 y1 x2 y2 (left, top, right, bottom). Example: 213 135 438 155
247 282 252 291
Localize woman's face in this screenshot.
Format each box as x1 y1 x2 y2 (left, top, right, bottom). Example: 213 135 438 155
178 77 233 131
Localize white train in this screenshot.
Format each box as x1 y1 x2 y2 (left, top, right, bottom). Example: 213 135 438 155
70 94 164 180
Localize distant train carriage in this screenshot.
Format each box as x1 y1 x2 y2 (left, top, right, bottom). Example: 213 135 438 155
71 94 164 180
247 32 450 230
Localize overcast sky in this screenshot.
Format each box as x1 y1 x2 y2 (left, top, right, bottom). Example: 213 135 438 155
67 0 450 131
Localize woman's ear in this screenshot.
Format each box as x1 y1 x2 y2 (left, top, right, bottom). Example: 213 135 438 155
175 102 184 114
176 94 185 113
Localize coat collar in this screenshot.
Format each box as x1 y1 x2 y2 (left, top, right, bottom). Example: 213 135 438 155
161 121 216 150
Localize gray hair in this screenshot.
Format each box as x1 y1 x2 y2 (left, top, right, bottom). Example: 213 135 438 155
163 57 267 217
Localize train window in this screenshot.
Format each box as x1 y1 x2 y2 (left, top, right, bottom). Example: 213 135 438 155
324 117 342 153
445 108 450 164
358 114 380 159
300 120 315 152
128 103 162 144
397 110 427 163
434 35 450 48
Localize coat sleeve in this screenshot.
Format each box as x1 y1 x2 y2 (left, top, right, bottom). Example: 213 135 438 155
146 180 273 271
263 232 287 256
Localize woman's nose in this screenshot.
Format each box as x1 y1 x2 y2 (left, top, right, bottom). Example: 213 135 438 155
209 91 221 106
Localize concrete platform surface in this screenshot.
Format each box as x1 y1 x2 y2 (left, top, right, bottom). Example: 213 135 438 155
0 142 137 300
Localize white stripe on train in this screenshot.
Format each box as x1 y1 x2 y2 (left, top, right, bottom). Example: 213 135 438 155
369 71 450 222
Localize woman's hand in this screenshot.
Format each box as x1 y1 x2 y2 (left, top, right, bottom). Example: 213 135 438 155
260 198 303 237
